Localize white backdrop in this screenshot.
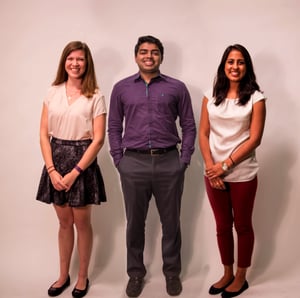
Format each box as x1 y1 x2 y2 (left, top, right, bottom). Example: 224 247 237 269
1 1 299 297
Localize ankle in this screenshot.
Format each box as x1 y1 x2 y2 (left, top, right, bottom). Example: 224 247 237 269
235 267 247 280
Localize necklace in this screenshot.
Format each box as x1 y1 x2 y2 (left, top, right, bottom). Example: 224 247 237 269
66 87 81 101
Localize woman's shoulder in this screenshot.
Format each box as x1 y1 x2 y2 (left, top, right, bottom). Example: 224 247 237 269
90 89 107 114
204 88 214 101
44 83 64 102
90 88 105 101
251 90 266 103
47 83 64 94
90 88 106 108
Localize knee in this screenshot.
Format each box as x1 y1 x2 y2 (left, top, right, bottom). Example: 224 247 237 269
216 223 233 237
161 218 180 236
58 217 74 230
234 222 253 235
74 217 92 231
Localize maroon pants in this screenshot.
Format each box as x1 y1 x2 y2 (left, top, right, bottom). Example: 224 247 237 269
205 176 257 268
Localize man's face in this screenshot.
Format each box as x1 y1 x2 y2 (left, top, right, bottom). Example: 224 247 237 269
135 42 162 75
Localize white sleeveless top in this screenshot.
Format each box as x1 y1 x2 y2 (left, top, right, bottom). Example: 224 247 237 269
205 89 266 182
44 83 106 140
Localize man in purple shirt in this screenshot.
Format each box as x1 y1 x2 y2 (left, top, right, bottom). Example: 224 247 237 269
108 35 196 297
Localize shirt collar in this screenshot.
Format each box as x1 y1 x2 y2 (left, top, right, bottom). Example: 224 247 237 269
133 72 166 83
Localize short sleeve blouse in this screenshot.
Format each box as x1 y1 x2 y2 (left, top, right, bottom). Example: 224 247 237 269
205 89 266 182
44 83 106 140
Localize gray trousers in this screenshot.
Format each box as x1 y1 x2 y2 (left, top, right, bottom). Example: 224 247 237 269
118 149 186 278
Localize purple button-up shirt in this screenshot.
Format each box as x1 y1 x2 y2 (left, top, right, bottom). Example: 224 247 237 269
108 73 196 166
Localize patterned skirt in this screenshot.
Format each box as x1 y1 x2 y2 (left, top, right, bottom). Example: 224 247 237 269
36 137 107 207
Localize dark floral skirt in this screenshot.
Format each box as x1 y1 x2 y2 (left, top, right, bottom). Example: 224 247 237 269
36 137 107 207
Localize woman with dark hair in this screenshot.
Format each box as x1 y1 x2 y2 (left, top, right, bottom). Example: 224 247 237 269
199 44 266 297
36 41 107 298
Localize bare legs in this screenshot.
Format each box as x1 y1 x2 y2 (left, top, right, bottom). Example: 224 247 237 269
73 206 93 290
53 204 92 290
52 205 74 287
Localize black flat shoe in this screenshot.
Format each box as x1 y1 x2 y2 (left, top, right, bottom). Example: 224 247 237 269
209 277 234 295
48 275 70 297
72 279 89 298
221 280 249 297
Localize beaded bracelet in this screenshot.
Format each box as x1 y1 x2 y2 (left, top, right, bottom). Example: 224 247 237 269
74 164 83 174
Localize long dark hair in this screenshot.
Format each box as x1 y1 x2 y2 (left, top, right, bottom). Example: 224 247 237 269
52 41 98 98
213 44 260 106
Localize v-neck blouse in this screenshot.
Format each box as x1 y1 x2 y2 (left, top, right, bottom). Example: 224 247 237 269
44 83 106 140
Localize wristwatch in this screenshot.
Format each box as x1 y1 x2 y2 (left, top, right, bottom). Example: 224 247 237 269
222 162 229 171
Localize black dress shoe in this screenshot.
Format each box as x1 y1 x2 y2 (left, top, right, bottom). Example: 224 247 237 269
166 276 182 296
72 279 89 298
126 276 144 297
48 275 70 297
221 280 249 297
209 277 234 295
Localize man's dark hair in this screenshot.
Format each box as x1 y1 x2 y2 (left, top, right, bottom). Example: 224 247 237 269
134 35 164 61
